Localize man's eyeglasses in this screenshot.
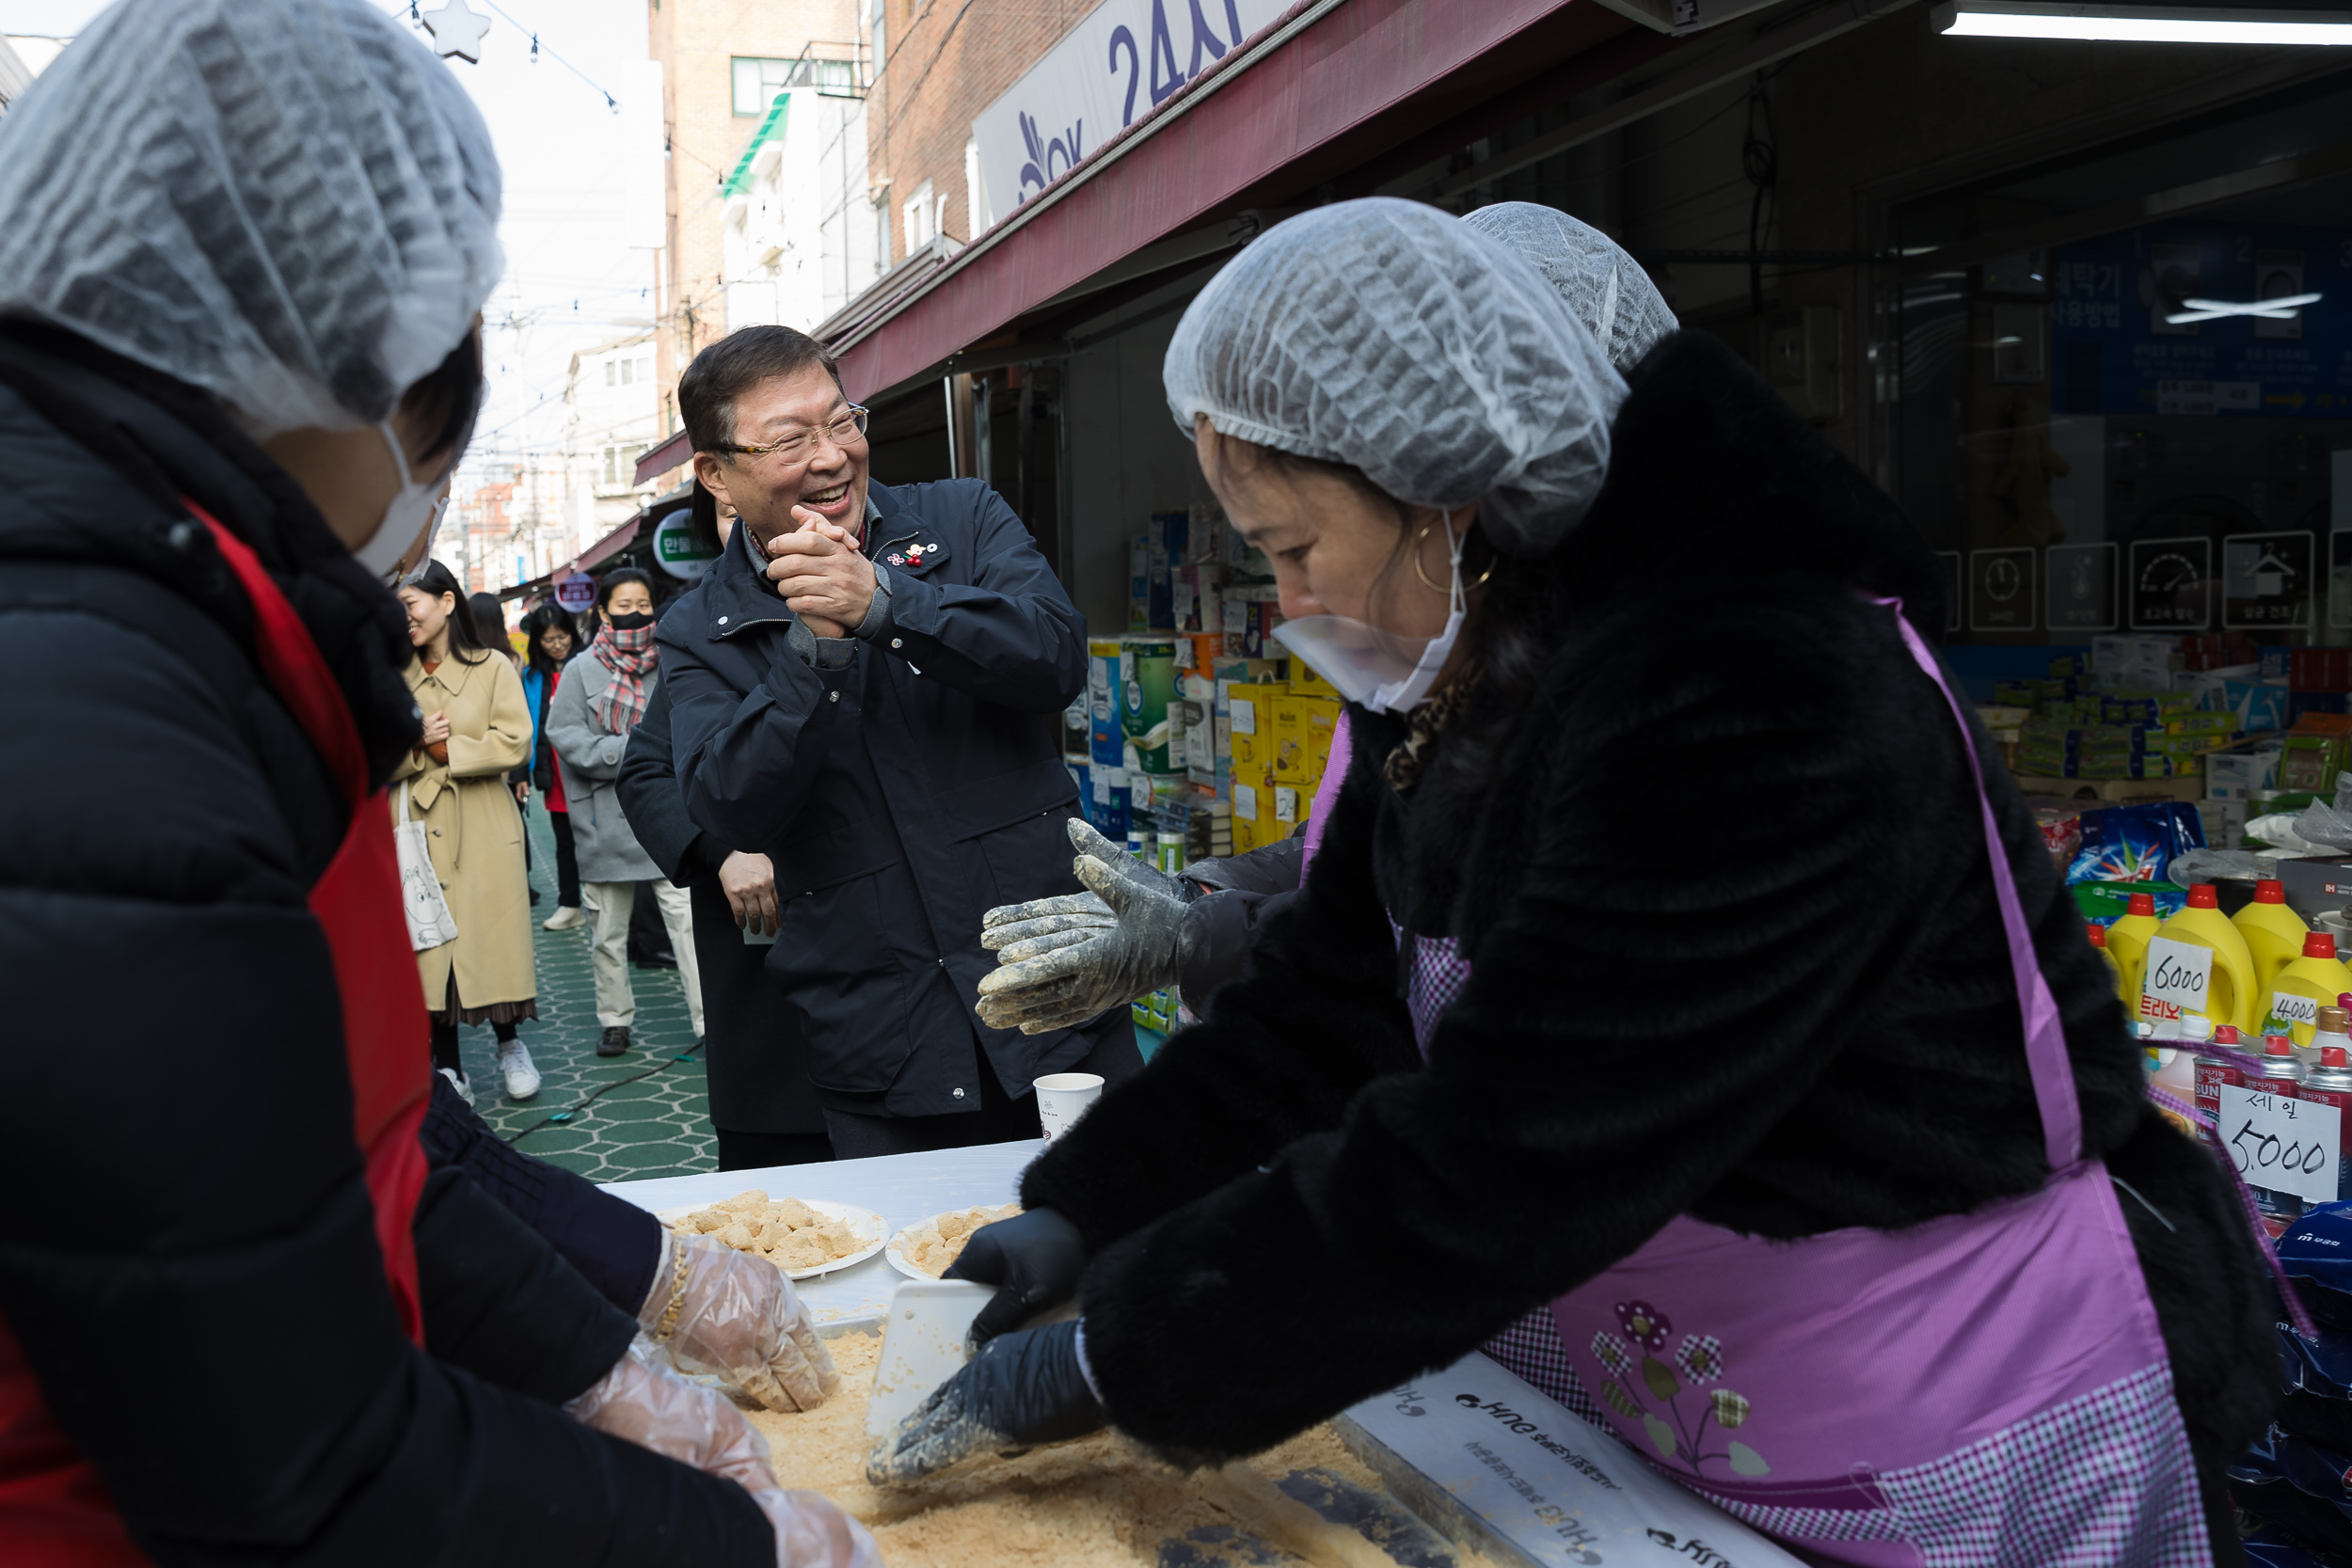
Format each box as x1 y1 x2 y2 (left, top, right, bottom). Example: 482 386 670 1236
718 406 869 464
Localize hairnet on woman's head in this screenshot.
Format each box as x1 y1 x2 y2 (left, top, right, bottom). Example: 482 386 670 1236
1165 198 1627 559
0 0 502 438
1460 202 1677 374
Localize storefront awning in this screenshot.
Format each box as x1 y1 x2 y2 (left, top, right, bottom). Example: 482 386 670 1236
496 483 691 600
634 428 692 488
825 0 1653 403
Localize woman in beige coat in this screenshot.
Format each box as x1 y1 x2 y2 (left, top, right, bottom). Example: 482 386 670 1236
394 560 540 1104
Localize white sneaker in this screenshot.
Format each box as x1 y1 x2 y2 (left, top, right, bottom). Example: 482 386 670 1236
437 1066 475 1107
543 905 586 930
498 1039 542 1101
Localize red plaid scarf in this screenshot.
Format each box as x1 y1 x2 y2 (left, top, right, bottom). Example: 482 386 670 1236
588 619 658 736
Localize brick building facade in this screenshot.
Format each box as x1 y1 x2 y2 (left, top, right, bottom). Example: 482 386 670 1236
866 0 1094 261
647 0 862 423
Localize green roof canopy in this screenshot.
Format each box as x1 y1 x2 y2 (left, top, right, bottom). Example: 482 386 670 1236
722 94 790 200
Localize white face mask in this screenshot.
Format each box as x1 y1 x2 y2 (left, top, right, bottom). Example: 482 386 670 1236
353 423 451 585
1271 510 1468 715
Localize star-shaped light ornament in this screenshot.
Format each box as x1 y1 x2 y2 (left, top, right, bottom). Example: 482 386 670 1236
421 0 490 64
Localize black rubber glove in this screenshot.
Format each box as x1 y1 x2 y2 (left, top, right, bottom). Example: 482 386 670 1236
864 1320 1104 1484
944 1206 1087 1348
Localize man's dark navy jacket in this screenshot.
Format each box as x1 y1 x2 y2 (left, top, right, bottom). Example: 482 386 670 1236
659 476 1118 1116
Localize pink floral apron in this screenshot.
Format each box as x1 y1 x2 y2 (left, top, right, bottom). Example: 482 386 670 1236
1411 601 2214 1567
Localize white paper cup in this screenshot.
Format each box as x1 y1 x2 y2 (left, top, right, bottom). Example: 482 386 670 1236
1035 1072 1104 1141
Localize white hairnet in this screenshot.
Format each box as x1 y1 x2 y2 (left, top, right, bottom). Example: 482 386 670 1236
1165 198 1626 559
1460 202 1677 374
0 0 502 437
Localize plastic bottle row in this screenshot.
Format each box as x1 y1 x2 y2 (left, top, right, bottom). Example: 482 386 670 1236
2092 879 2352 1044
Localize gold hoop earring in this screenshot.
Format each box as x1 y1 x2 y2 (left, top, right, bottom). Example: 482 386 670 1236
1412 520 1496 593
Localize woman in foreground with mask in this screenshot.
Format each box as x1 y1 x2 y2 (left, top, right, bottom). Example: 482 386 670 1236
0 3 871 1564
874 198 2275 1564
971 201 1685 1037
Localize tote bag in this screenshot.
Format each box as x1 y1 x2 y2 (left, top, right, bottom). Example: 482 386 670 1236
395 781 461 951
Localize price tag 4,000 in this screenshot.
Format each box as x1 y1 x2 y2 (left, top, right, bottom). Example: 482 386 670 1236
2216 1085 2343 1207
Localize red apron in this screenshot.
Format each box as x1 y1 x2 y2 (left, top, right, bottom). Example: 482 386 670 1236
0 506 432 1565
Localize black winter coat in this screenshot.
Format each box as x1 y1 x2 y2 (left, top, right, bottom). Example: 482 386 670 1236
618 675 828 1135
0 325 772 1566
1179 835 1304 1011
1023 335 2275 1540
660 479 1120 1116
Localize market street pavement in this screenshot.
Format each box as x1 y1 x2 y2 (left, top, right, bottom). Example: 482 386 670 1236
447 799 716 1181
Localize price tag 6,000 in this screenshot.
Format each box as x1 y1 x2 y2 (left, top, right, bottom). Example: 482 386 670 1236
2217 1085 2343 1206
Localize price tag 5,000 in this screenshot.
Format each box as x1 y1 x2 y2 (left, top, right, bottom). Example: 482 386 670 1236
2217 1085 2343 1207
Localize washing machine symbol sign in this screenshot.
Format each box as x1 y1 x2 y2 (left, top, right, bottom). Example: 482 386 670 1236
2255 549 2294 596
2071 555 2099 601
2223 531 2315 629
1969 547 2038 631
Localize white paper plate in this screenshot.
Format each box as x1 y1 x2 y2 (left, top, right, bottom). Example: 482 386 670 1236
658 1198 887 1281
884 1205 1021 1282
883 1233 936 1282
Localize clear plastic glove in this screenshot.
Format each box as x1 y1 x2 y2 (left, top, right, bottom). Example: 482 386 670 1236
642 1229 841 1413
571 1339 876 1567
565 1337 787 1496
975 818 1194 1034
942 1206 1088 1347
865 1320 1104 1484
751 1488 883 1568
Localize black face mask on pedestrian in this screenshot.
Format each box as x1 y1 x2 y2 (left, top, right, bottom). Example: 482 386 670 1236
607 611 655 631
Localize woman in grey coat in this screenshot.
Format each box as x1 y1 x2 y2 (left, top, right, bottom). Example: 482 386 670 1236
548 568 705 1056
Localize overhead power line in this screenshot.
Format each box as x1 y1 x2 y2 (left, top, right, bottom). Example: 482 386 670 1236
393 0 624 112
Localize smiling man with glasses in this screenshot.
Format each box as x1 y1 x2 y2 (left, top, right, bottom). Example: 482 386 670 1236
659 325 1141 1157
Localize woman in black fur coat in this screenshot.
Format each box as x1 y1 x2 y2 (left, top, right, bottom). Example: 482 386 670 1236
876 200 2277 1565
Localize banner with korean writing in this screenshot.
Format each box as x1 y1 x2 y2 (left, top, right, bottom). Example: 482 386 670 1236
969 0 1289 227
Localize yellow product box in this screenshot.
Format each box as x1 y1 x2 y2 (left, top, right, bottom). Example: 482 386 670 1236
1227 682 1285 774
1230 761 1278 852
1286 654 1342 702
1271 693 1309 785
1296 695 1341 779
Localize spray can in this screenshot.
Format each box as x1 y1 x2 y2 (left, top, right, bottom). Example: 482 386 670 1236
2309 1005 2352 1075
2250 1035 2309 1225
2252 1033 2306 1097
2298 1046 2352 1202
2194 1023 2247 1145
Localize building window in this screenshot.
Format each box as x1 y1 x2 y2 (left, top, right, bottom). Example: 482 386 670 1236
601 443 651 488
734 57 792 117
904 180 936 252
964 137 987 236
605 361 616 387
639 357 652 382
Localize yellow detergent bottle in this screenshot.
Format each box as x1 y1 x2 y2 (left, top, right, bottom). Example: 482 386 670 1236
2271 933 2352 1053
2233 879 2311 998
2141 884 2261 1036
2108 893 2163 1006
2089 923 2128 1007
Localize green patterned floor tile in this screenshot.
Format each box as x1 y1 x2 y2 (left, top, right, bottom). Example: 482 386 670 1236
449 800 716 1182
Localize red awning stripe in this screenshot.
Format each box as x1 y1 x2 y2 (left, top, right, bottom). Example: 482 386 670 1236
831 0 1592 403
634 428 692 488
577 517 642 572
